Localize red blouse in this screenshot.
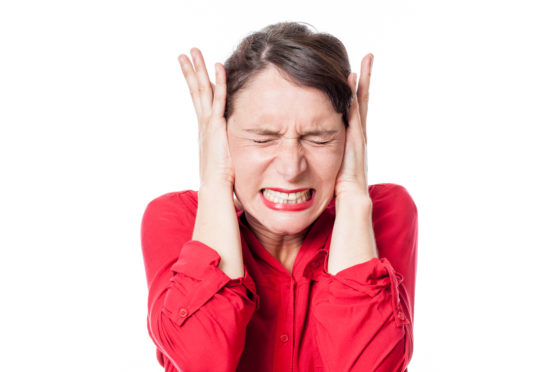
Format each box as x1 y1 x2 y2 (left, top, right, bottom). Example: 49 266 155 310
141 183 418 372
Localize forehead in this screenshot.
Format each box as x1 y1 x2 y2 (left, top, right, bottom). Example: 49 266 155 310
231 66 341 129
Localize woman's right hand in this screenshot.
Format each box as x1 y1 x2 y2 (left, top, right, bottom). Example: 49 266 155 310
178 48 235 190
178 48 245 279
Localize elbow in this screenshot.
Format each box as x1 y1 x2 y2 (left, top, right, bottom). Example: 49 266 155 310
146 289 250 372
146 295 182 370
372 320 413 372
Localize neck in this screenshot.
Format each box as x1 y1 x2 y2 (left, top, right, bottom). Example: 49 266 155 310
244 212 309 264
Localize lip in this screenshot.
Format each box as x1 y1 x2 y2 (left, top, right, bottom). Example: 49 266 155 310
259 189 316 212
263 187 311 193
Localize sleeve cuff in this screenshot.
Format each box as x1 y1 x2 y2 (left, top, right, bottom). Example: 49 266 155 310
324 257 410 327
163 240 259 326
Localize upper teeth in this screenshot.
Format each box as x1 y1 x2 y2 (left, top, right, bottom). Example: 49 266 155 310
263 189 311 204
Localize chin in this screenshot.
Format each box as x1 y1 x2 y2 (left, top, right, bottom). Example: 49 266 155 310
262 215 315 235
242 203 315 235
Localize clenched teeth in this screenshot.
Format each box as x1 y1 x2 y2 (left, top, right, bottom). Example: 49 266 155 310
262 189 312 204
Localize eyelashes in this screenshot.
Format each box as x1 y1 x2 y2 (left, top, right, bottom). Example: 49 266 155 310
252 139 332 145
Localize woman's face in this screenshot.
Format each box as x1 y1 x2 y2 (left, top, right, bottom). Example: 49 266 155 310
227 66 346 237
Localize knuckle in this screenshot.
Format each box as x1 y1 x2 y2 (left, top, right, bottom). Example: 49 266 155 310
197 83 209 94
182 66 193 77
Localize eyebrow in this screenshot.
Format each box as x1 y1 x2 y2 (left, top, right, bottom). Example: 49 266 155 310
243 128 339 136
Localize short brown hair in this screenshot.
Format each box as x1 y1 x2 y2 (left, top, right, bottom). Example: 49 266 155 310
224 22 353 127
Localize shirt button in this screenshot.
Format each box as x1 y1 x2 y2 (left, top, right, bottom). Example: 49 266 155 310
397 311 406 321
178 308 189 318
279 334 289 343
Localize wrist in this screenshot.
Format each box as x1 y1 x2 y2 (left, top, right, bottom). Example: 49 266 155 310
335 192 372 212
198 183 234 202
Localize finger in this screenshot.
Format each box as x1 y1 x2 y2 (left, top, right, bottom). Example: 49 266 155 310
349 72 357 98
357 54 373 104
349 73 368 184
347 73 358 130
190 48 214 113
178 53 202 116
348 73 366 144
357 53 373 139
211 63 227 118
348 73 358 117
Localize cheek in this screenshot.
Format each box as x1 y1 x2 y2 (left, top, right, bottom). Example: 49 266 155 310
231 147 264 170
328 143 345 176
229 139 252 169
307 146 344 180
319 152 343 180
230 147 266 194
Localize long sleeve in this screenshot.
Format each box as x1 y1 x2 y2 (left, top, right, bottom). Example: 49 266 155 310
311 184 418 372
141 192 259 372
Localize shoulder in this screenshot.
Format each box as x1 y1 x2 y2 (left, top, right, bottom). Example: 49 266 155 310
140 190 201 282
369 183 418 220
141 190 199 228
144 189 198 211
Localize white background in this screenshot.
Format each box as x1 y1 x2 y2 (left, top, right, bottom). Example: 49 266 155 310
1 0 557 371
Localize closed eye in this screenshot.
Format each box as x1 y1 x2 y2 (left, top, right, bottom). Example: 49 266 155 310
307 140 332 145
252 139 332 145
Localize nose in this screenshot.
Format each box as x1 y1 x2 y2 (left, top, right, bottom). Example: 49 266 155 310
275 138 308 181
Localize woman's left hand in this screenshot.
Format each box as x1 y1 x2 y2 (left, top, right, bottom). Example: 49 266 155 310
328 54 378 275
334 54 374 201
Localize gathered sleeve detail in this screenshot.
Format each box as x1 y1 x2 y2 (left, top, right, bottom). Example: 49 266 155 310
164 241 259 327
328 257 410 328
141 193 259 372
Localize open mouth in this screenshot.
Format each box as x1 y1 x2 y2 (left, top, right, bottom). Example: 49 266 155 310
260 188 314 204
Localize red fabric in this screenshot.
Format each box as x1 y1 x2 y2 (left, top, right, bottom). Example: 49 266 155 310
141 183 418 372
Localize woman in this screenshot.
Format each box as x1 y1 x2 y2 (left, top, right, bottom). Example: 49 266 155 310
141 22 418 372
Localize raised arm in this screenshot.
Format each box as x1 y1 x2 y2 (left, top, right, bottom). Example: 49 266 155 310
314 184 418 372
141 192 259 372
140 48 258 372
314 55 418 371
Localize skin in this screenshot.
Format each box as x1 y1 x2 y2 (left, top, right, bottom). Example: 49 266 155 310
227 66 346 267
178 47 376 277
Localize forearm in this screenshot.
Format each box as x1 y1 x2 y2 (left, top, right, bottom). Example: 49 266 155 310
327 194 378 275
193 186 244 279
314 185 417 371
141 193 259 372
